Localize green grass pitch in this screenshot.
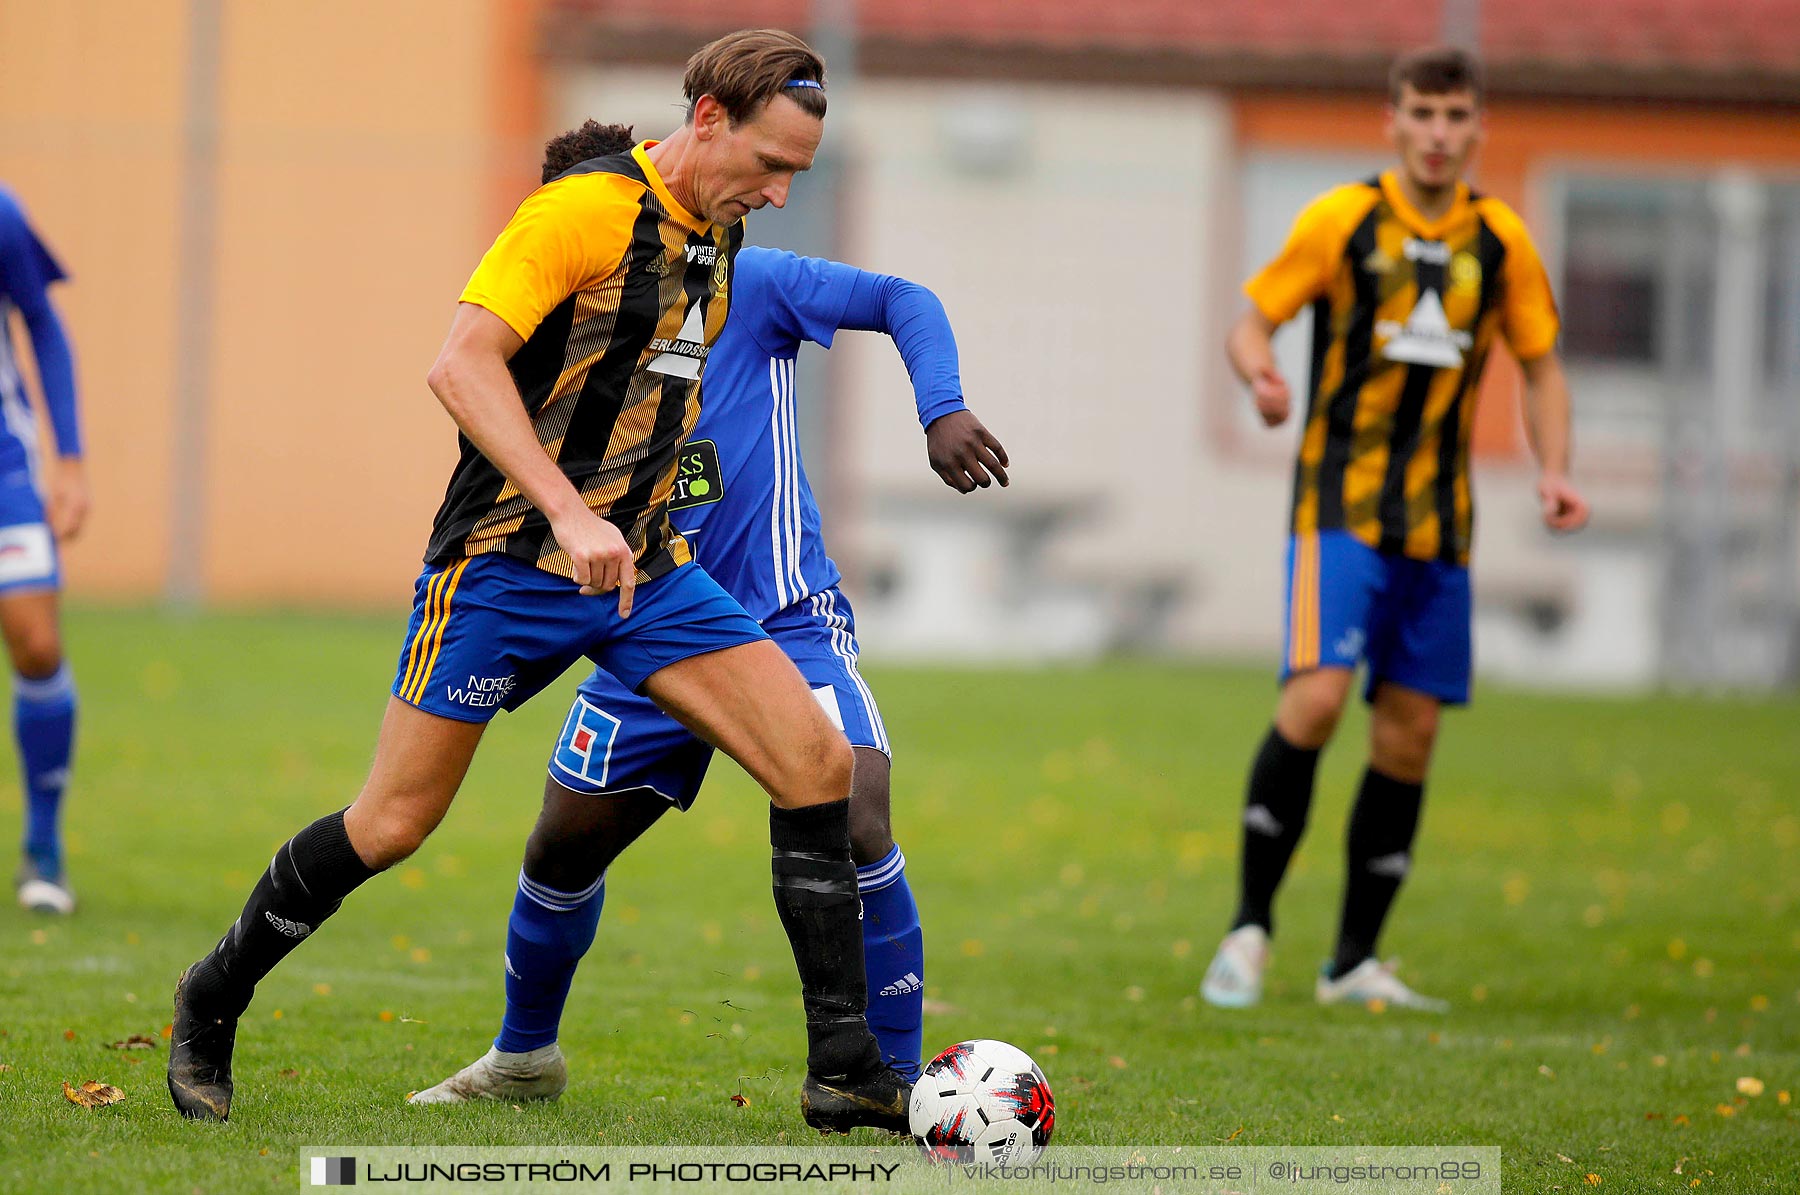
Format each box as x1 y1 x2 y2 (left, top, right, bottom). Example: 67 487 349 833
1 608 1795 1191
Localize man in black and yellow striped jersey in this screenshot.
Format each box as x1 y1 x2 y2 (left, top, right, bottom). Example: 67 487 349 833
170 30 912 1134
1202 47 1590 1013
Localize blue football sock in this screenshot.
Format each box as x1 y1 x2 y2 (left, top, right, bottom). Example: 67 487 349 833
858 845 923 1077
15 664 75 879
495 870 604 1054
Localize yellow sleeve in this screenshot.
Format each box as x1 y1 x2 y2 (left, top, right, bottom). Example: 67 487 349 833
1243 184 1376 324
459 174 640 341
1479 198 1560 361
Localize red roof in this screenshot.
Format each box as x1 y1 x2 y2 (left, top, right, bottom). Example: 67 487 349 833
547 0 1800 100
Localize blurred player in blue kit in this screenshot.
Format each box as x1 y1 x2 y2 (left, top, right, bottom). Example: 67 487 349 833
409 121 1008 1107
0 188 87 916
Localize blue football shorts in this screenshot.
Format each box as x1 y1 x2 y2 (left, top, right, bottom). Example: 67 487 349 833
1281 529 1472 706
390 553 768 724
0 470 58 595
547 584 889 810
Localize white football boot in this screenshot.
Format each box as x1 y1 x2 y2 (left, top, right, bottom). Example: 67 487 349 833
408 1044 568 1104
1315 958 1449 1013
1200 925 1270 1008
16 859 74 915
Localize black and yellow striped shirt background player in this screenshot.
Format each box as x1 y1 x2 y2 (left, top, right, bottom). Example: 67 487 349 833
1246 169 1558 566
426 141 742 582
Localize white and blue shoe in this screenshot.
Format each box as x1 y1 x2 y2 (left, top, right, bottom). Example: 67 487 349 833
1200 925 1270 1008
1315 958 1448 1013
16 857 74 915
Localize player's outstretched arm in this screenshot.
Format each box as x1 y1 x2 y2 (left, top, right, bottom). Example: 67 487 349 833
427 303 638 613
1226 306 1292 427
841 267 1007 492
1518 350 1589 534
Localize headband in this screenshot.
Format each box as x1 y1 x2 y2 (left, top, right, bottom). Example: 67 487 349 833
783 79 823 90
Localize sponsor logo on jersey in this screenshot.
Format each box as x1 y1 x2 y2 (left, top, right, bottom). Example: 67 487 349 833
878 971 923 997
684 243 718 266
264 911 313 939
552 696 623 788
1402 237 1452 265
667 439 725 511
446 673 516 709
646 301 709 379
1377 288 1471 368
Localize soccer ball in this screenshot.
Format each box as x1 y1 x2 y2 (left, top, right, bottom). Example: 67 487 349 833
908 1039 1055 1165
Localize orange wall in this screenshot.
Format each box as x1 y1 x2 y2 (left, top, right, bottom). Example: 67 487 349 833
1232 93 1800 459
0 0 543 607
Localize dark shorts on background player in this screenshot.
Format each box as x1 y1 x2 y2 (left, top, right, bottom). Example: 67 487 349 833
550 584 889 809
0 474 59 595
1281 530 1471 705
390 554 768 724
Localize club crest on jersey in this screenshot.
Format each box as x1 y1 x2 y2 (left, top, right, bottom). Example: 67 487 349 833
668 439 724 511
552 697 622 787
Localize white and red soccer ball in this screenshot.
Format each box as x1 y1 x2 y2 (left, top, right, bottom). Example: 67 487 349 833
908 1039 1055 1165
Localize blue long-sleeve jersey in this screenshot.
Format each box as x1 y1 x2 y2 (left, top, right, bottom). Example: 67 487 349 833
674 246 965 621
0 188 79 485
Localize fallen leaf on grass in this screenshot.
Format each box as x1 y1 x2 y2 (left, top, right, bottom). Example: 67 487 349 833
1714 1103 1736 1118
1672 1115 1689 1126
0 1064 12 1073
279 1068 300 1079
400 1017 428 1025
1539 1065 1556 1079
103 1035 157 1051
1218 1125 1243 1143
1557 1154 1575 1164
1736 1077 1764 1097
1108 1056 1127 1069
62 1030 75 1042
1585 1174 1602 1186
730 1093 750 1107
1778 1091 1790 1106
63 1080 124 1108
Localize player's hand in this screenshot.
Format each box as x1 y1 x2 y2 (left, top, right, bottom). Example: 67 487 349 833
925 409 1009 492
1538 472 1589 534
552 509 638 617
1251 367 1291 427
46 457 90 543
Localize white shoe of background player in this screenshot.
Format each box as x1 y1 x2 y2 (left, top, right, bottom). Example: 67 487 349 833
1315 958 1449 1013
1200 924 1270 1008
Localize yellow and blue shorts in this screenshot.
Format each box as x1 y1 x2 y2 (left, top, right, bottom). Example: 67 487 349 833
391 553 767 724
1282 530 1472 705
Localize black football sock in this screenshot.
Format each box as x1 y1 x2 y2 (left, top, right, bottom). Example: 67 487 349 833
1230 726 1322 936
770 798 882 1079
184 809 379 1017
1330 768 1425 979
